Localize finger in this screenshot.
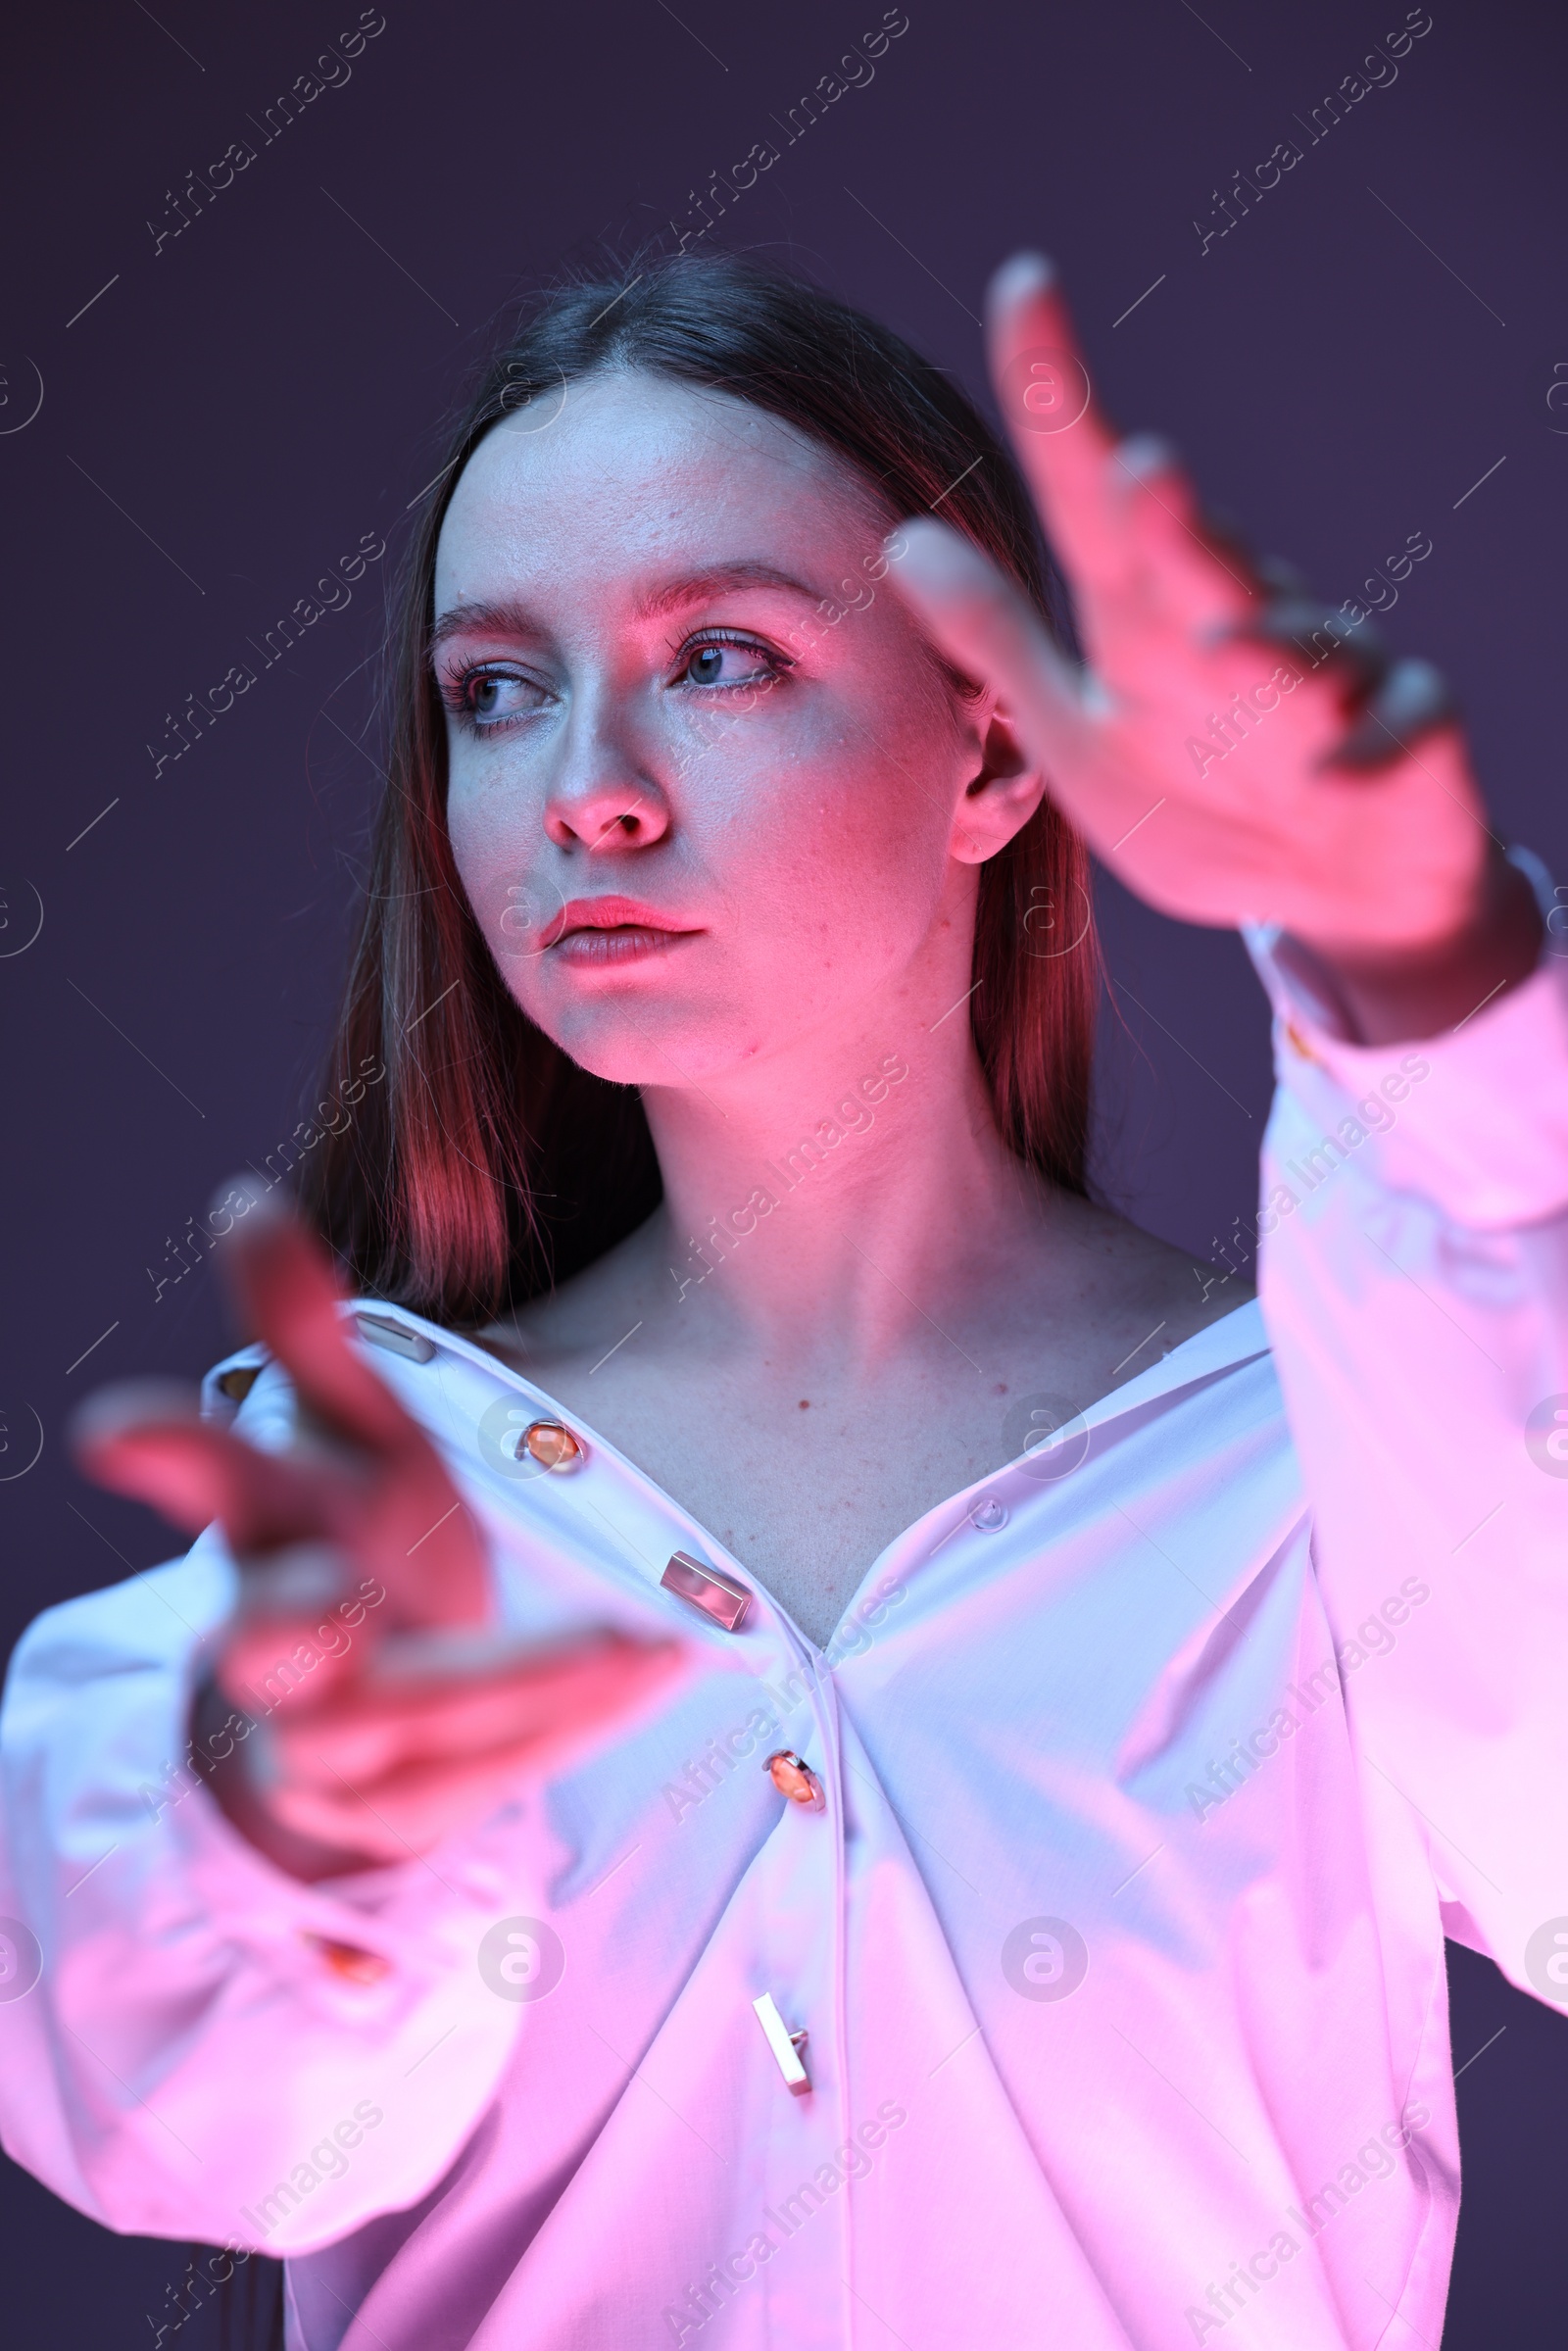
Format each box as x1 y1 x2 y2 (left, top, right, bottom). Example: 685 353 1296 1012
213 1545 373 1711
276 1634 685 1782
260 1643 688 1854
265 1735 583 1859
75 1378 486 1638
1111 434 1261 632
387 1635 685 1763
218 1621 363 1713
218 1189 491 1634
885 516 1091 776
987 257 1269 641
985 254 1121 582
1242 592 1390 696
72 1382 339 1547
216 1184 410 1452
1326 657 1456 771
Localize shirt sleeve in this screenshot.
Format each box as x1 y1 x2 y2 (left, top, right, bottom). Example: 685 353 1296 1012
0 1365 554 2254
1245 857 1568 2010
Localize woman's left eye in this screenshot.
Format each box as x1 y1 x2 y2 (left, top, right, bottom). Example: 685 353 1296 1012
674 635 786 690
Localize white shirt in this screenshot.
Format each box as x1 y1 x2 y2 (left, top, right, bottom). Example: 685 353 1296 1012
5 913 1568 2351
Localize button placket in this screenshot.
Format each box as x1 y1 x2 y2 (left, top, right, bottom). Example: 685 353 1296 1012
748 1649 857 2344
813 1659 858 2335
398 1312 858 2187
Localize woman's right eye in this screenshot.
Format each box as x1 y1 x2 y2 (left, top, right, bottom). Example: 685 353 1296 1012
449 666 545 729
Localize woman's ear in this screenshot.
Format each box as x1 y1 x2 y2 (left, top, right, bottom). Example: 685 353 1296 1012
949 700 1049 864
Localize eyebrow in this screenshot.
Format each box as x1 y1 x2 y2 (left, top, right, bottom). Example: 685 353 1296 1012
428 563 823 654
630 563 822 619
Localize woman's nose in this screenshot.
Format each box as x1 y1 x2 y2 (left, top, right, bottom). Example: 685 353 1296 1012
543 719 670 854
543 783 667 852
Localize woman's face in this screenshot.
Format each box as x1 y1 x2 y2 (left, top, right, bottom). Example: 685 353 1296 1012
436 368 1029 1089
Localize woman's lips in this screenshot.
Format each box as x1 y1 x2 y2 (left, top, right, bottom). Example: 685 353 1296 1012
537 898 702 964
551 923 697 966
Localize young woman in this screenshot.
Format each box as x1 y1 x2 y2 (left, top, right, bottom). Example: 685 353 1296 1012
1 249 1563 2351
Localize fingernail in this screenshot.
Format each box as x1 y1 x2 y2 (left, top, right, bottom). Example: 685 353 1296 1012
70 1377 201 1449
1377 657 1450 727
207 1171 288 1232
1116 432 1179 483
889 516 988 582
1256 554 1311 596
991 252 1056 309
238 1541 352 1616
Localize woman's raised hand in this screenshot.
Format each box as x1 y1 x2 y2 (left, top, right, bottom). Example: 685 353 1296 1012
73 1198 683 1879
888 255 1541 1030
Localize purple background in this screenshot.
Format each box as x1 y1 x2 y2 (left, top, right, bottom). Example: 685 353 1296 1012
3 0 1565 2339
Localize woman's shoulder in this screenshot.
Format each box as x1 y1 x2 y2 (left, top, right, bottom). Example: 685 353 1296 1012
1031 1187 1256 1369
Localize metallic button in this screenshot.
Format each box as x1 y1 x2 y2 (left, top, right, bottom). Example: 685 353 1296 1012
515 1418 584 1473
971 1496 1008 1532
301 1932 391 1986
764 1750 825 1810
355 1312 436 1364
753 1991 810 2094
661 1551 752 1632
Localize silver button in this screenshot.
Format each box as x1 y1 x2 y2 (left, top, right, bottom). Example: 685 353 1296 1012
355 1313 436 1364
753 1991 810 2093
661 1551 752 1632
971 1496 1008 1532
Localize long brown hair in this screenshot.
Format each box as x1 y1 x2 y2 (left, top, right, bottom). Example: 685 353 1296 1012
301 250 1101 1326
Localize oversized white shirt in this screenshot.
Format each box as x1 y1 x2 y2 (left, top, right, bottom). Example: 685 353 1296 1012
5 914 1568 2351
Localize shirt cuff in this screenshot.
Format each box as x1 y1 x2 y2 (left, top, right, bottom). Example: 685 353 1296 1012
1244 852 1568 1230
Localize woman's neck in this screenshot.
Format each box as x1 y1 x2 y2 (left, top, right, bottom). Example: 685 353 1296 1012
629 999 1051 1383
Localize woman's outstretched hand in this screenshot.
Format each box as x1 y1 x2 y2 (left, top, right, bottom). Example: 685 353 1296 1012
888 253 1542 1042
73 1197 683 1880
